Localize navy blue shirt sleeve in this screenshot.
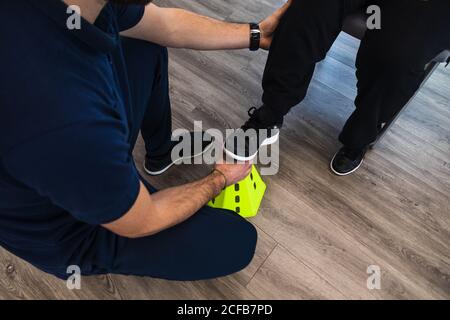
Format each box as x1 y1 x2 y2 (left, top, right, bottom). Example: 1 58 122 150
2 120 141 225
112 3 146 31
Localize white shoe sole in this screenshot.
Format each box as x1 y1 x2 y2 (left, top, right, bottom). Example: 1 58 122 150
224 131 280 162
330 152 364 176
144 141 214 176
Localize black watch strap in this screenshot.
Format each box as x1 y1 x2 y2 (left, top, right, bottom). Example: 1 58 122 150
249 23 261 51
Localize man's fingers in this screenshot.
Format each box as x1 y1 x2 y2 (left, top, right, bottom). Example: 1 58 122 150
243 161 253 170
274 0 293 19
236 161 252 172
280 0 293 15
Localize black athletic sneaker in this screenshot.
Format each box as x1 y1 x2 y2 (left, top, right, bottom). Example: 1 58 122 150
224 107 283 161
330 146 367 176
144 131 214 176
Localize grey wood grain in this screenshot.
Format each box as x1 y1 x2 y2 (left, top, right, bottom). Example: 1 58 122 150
0 0 449 300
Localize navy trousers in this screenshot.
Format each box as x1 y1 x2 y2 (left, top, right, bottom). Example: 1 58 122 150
84 38 257 281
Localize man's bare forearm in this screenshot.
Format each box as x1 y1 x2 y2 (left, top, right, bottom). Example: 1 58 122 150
161 8 250 50
148 170 226 233
103 171 226 239
122 4 250 50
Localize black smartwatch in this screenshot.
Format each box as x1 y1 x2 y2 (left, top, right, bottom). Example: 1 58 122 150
249 23 261 51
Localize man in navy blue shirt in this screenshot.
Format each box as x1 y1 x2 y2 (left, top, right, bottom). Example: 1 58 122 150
0 0 290 280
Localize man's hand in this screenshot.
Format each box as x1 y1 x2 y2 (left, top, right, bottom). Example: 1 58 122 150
214 162 253 187
260 0 293 50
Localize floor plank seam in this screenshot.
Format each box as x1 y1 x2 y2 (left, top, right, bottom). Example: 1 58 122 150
276 243 351 299
245 243 279 289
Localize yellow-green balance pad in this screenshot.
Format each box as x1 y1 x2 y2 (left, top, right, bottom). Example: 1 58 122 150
208 165 266 218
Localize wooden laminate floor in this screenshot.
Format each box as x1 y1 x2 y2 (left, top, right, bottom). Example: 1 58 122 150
1 0 449 299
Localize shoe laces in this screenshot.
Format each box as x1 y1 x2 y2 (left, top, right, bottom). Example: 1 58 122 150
242 107 261 130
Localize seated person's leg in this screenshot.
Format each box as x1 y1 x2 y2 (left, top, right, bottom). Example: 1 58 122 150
262 0 368 116
332 0 450 175
225 0 367 161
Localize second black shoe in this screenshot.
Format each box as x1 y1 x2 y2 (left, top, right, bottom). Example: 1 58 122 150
330 146 368 176
144 131 214 176
224 107 283 161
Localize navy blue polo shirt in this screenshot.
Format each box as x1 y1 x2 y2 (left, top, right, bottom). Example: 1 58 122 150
0 1 145 274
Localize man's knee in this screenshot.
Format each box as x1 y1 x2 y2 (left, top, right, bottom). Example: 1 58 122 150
228 219 258 271
122 37 168 68
146 42 168 65
211 213 258 275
